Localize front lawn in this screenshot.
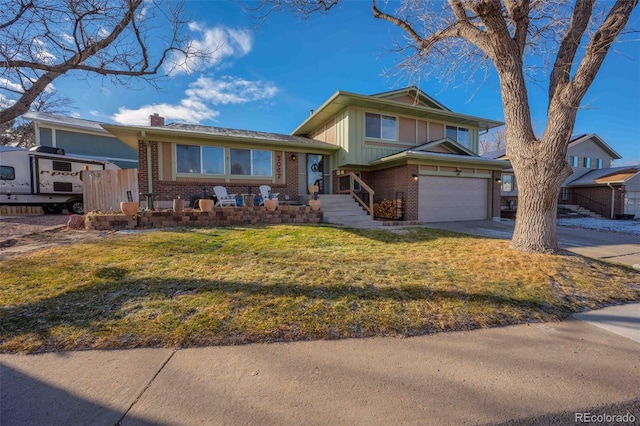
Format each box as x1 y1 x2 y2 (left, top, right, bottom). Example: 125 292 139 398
1 225 638 353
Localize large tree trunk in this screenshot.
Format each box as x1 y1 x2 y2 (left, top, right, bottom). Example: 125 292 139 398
495 57 573 253
509 139 572 253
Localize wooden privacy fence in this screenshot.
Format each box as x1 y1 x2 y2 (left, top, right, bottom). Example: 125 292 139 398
83 169 139 213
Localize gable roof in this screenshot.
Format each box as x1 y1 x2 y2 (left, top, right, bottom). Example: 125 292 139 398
23 111 112 136
369 137 509 168
370 86 451 111
101 122 340 152
292 89 504 136
568 133 622 159
567 166 640 186
412 137 477 156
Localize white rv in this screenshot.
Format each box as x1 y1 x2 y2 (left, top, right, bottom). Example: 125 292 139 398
0 146 119 214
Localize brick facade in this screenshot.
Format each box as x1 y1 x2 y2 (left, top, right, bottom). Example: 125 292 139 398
564 185 625 218
137 140 302 206
366 165 419 221
491 170 502 220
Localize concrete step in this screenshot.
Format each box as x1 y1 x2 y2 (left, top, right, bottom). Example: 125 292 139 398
316 194 378 227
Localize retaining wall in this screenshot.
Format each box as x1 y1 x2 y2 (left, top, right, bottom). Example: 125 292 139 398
85 205 323 231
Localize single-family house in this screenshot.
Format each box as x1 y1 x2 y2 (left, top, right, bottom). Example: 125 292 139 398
23 111 139 169
101 87 508 223
485 133 640 219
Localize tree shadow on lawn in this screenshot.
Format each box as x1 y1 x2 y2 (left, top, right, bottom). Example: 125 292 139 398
330 225 485 244
1 267 600 352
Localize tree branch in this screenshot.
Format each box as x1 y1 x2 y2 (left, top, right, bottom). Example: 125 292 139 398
568 0 639 104
0 0 34 30
548 0 595 103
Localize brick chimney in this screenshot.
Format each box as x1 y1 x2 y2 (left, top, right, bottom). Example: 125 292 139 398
149 113 165 127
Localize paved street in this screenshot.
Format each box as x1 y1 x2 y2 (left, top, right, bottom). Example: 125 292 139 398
1 304 639 425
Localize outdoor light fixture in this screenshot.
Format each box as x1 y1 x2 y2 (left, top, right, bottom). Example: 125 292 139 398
412 174 419 181
455 168 462 176
495 178 502 184
291 154 297 161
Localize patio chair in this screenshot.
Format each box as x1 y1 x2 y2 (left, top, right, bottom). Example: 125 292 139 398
213 186 237 207
259 185 280 206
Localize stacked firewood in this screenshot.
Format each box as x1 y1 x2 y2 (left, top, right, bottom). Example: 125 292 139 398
373 199 403 219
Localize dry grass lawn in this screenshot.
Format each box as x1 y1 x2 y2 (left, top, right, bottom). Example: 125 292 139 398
1 225 638 353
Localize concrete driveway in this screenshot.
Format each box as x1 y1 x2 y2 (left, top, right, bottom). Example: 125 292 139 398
423 219 640 267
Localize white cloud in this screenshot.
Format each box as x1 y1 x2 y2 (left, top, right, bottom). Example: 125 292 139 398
185 76 278 105
0 78 23 93
111 76 277 125
0 93 15 109
89 110 100 117
164 25 253 76
32 38 56 64
112 102 219 126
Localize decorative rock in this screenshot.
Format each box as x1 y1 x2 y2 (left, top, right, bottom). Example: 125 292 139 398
67 214 85 230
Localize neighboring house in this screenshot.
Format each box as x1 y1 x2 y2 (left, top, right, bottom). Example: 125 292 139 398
102 86 508 222
23 111 139 169
485 133 639 218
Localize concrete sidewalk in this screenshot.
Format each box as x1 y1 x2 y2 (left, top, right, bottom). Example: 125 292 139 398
423 220 640 267
2 304 639 425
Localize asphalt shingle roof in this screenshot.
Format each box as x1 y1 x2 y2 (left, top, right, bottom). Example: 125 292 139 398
567 166 640 186
164 123 332 146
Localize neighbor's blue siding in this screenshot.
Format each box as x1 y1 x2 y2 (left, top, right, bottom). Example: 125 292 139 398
39 128 53 146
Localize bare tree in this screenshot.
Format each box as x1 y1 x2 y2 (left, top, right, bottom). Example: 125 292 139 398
1 91 76 148
480 128 506 155
253 0 638 253
0 0 206 124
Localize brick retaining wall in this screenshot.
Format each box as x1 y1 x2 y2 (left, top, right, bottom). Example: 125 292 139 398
85 205 322 231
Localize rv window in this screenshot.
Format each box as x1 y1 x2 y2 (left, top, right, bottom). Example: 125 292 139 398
0 166 15 180
52 161 72 172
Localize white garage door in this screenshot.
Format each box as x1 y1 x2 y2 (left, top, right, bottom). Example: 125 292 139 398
419 176 488 222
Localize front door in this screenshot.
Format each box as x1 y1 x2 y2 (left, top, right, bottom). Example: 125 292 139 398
306 154 325 194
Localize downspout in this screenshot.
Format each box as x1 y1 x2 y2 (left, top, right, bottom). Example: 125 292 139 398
141 130 153 194
606 183 615 219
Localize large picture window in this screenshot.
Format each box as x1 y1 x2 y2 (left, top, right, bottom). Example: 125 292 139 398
365 113 397 140
446 126 470 148
176 144 224 174
230 149 272 176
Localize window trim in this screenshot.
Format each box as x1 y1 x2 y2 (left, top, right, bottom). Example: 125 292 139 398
445 125 470 148
365 112 398 141
570 156 579 167
230 148 273 177
175 144 225 176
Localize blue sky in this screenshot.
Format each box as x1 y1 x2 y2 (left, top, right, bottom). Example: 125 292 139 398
51 1 639 164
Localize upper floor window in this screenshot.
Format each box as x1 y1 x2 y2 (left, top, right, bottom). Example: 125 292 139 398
596 158 603 169
570 156 579 167
446 125 470 148
365 113 397 140
177 144 225 174
230 149 272 176
583 157 591 168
